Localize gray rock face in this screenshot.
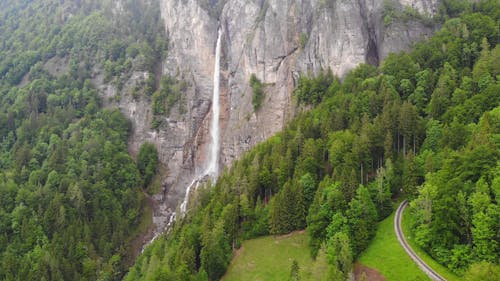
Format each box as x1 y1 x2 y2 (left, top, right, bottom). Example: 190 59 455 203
105 0 438 234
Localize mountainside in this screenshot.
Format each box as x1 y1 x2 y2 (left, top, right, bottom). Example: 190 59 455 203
160 0 436 168
115 0 440 228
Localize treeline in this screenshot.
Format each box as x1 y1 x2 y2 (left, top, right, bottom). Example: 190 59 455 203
0 0 165 280
126 1 499 281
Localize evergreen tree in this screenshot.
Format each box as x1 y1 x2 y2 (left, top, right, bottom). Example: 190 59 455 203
402 152 419 199
326 232 353 281
368 166 393 219
346 186 378 256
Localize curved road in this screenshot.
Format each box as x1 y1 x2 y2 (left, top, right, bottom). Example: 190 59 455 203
394 200 446 281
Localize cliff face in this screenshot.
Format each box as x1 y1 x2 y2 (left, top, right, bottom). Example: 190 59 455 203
158 0 437 176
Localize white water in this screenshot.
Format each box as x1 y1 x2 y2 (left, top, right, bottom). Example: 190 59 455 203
178 28 222 216
180 178 200 214
141 29 222 252
206 28 222 179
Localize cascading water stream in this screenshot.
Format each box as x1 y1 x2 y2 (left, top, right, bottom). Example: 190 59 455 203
179 178 199 214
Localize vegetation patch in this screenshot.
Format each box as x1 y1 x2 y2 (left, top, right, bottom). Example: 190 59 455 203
137 142 159 188
0 1 166 279
382 0 436 27
299 33 309 50
294 69 337 105
151 75 188 129
250 74 265 111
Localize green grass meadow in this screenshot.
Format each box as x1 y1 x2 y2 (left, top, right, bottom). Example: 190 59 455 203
357 212 431 281
222 231 328 281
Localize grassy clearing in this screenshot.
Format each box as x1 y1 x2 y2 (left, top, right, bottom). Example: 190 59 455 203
358 212 430 281
401 208 462 281
221 231 328 281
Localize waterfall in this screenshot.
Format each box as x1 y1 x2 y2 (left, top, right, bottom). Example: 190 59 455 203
206 28 222 179
178 28 222 216
142 30 222 251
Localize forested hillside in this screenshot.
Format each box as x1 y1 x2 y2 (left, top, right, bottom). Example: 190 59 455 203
0 0 164 280
127 1 500 280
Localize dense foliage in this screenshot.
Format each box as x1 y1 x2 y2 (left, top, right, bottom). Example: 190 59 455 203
0 0 165 280
127 2 500 280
